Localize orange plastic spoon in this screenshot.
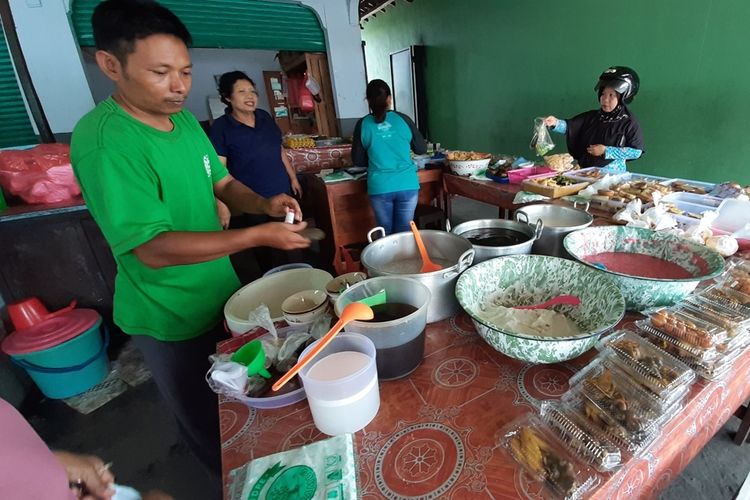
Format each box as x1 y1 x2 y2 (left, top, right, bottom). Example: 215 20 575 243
409 221 443 273
272 302 374 392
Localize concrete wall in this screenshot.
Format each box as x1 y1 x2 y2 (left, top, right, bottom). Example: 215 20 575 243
82 47 281 122
8 0 367 137
8 0 94 135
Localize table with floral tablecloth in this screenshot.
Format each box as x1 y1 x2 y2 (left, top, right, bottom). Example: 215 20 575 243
219 313 750 499
286 145 352 174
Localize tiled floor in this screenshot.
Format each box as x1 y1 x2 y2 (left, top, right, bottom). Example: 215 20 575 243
20 196 750 499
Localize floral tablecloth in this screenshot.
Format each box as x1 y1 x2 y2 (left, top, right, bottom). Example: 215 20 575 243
219 314 750 499
286 145 352 174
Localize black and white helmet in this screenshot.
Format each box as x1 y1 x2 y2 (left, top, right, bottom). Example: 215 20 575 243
595 66 640 103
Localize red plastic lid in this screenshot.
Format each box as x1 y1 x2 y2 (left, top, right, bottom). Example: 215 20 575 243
2 309 101 355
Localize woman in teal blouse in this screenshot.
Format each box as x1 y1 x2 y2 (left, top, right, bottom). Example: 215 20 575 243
351 79 427 234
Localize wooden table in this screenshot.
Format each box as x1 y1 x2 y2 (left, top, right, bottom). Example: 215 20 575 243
218 314 750 499
310 169 444 272
442 173 613 222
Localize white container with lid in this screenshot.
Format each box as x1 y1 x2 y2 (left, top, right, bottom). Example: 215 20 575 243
298 333 379 436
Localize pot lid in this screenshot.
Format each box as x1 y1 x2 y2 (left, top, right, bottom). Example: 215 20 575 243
2 309 101 355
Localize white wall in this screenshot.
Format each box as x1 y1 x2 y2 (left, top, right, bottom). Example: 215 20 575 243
8 0 366 134
82 48 281 122
8 0 94 135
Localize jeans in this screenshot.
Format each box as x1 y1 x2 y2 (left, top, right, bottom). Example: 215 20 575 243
369 189 419 235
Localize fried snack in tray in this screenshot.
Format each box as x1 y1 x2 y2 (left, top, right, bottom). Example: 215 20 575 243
446 150 491 161
595 179 672 204
727 277 750 296
702 284 750 309
541 401 622 471
508 425 580 498
611 338 681 386
543 153 576 172
637 325 735 381
684 296 750 339
649 310 717 348
670 180 708 195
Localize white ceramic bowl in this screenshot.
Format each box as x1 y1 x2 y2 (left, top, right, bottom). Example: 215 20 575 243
281 289 329 325
448 157 491 176
325 272 368 299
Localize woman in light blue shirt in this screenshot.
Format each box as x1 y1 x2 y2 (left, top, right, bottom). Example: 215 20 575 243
352 79 427 234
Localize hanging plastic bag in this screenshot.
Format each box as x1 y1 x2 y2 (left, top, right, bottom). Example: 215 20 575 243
529 117 555 157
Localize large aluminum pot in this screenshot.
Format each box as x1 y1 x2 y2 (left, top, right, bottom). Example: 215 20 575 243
448 218 543 264
361 227 475 323
515 202 593 258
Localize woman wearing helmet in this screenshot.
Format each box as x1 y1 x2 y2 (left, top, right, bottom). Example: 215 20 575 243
544 66 644 172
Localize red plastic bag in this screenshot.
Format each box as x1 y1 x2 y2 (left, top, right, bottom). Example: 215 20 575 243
0 144 80 204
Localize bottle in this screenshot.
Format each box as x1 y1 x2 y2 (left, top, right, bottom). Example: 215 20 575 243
284 209 296 224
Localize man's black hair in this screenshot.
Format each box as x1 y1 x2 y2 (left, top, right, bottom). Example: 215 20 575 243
92 0 192 64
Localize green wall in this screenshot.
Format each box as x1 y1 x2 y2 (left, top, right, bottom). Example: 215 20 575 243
362 0 750 184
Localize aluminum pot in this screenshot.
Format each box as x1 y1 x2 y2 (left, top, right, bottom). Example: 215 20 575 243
515 202 593 258
448 218 543 264
361 227 475 323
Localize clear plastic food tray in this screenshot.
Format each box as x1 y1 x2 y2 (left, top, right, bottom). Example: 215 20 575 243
699 285 750 317
597 330 696 399
500 414 599 500
563 167 628 184
648 307 729 348
682 296 750 339
540 400 622 471
660 178 716 193
636 320 721 364
661 191 723 208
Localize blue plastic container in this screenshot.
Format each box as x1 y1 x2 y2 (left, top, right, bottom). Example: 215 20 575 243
10 319 109 399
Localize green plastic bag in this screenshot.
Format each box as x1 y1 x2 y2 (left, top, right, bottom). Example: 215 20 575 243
227 434 358 500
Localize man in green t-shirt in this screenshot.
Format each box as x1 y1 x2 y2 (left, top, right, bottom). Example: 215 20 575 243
70 1 310 495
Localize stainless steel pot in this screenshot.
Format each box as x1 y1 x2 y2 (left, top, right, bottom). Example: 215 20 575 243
361 227 475 323
515 202 593 258
448 218 543 263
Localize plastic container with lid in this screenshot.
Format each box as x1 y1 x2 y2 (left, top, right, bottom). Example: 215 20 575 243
499 413 599 500
647 307 728 348
682 296 750 339
540 400 622 471
558 385 659 455
634 324 735 381
298 333 379 436
596 330 696 401
698 284 750 317
661 191 723 208
334 276 431 380
635 320 720 364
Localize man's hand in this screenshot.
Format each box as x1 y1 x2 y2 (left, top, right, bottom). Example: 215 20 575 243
264 194 302 221
587 144 606 157
54 451 114 500
250 222 311 250
543 116 558 127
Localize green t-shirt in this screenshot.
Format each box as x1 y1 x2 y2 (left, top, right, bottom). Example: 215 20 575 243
71 97 240 341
